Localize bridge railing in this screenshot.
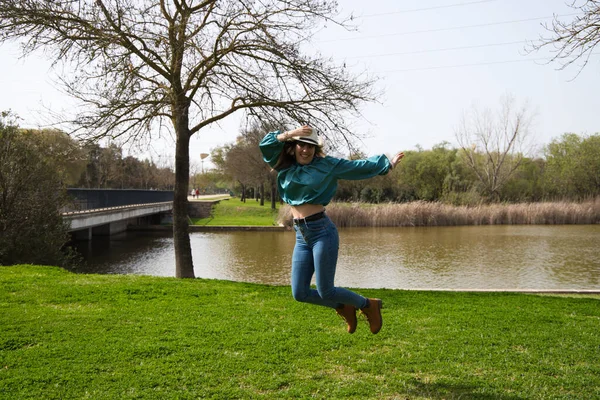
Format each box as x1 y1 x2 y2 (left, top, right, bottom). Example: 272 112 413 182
64 188 174 212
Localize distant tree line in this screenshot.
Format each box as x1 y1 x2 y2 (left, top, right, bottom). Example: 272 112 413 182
75 142 175 190
212 128 600 207
340 132 599 205
14 127 176 190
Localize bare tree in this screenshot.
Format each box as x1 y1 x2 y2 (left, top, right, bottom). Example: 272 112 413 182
189 160 201 193
527 0 600 75
239 121 280 209
212 130 268 204
455 95 535 202
0 1 377 277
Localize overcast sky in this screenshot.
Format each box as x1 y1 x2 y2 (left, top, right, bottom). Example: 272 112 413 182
1 0 598 169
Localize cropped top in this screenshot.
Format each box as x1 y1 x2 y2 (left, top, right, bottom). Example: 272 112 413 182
259 131 392 206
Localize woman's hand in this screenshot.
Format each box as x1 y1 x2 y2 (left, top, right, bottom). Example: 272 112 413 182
288 125 313 138
391 152 404 169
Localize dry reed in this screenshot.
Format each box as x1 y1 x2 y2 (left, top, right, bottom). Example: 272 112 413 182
277 198 600 228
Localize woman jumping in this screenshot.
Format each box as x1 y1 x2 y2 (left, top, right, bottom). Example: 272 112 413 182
260 125 404 334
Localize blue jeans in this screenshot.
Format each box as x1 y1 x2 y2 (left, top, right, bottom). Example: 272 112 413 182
291 215 367 309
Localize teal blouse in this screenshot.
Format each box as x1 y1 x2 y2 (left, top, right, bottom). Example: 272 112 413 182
259 131 392 206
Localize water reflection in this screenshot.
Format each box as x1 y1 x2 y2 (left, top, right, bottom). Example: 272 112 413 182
72 225 600 290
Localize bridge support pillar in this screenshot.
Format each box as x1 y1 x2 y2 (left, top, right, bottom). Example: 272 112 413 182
92 224 110 236
72 228 92 241
109 220 130 235
92 220 130 236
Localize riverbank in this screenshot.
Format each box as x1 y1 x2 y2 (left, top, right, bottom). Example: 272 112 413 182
278 198 600 227
1 265 598 399
190 196 280 227
186 197 600 228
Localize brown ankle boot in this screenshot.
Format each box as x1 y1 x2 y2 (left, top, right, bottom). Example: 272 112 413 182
335 304 358 334
360 298 383 334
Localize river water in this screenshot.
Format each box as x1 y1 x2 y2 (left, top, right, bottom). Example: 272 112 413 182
71 225 600 290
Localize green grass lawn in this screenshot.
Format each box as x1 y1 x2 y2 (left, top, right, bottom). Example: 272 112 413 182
1 266 599 399
191 198 280 226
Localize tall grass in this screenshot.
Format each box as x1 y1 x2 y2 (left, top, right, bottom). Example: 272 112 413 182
277 198 600 227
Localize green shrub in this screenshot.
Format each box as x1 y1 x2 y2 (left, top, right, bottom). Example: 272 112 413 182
0 112 75 266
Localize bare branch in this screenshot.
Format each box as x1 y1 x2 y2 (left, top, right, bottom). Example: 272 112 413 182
526 0 600 76
455 95 534 201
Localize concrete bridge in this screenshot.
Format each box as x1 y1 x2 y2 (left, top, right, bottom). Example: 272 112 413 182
63 201 174 240
62 189 223 240
63 189 175 240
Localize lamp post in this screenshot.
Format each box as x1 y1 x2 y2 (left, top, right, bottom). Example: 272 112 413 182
200 153 209 174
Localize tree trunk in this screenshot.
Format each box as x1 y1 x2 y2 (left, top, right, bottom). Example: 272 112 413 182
260 183 264 206
270 176 277 210
239 181 246 202
173 105 195 279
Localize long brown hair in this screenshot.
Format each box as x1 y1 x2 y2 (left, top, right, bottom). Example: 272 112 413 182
272 141 325 171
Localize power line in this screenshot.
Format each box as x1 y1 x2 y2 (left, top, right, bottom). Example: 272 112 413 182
382 57 546 72
322 13 580 42
376 53 600 73
355 0 498 19
345 40 526 59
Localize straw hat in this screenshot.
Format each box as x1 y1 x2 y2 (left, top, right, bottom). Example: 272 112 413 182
291 129 323 146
